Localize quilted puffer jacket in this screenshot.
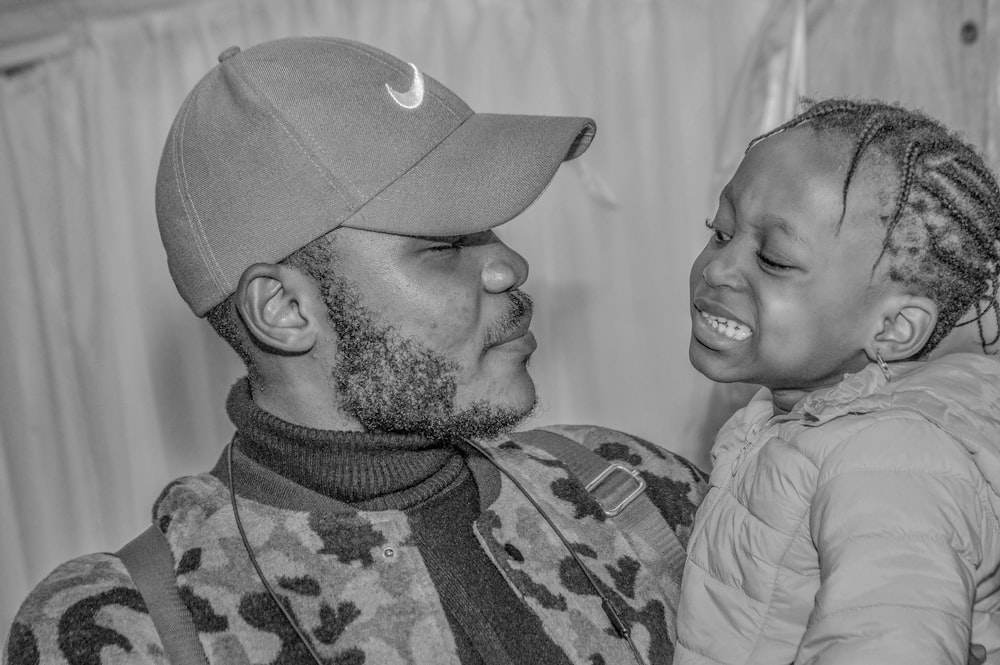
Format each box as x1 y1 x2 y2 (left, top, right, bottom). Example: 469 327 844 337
5 425 706 665
675 353 1000 665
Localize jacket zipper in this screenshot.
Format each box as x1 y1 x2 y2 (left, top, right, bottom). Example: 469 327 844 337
689 420 766 550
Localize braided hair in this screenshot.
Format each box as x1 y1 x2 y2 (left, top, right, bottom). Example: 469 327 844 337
749 98 1000 356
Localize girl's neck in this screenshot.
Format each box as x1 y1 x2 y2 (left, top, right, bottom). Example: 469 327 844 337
769 355 876 413
770 388 807 414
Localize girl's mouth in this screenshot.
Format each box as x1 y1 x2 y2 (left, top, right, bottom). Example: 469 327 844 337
698 309 753 341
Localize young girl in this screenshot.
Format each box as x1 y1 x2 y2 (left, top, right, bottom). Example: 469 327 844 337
675 98 1000 664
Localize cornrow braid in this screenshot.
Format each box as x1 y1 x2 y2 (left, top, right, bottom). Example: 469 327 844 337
747 99 868 149
835 114 892 230
748 97 1000 356
874 139 924 269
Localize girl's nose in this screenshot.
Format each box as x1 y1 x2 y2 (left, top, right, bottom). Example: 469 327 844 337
701 248 746 290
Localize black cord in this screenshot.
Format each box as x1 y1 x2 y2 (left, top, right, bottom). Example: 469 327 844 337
227 437 647 665
227 442 325 665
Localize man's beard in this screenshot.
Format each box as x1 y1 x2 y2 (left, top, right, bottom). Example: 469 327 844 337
317 274 536 439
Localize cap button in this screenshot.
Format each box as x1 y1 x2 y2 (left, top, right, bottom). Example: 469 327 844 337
217 46 241 63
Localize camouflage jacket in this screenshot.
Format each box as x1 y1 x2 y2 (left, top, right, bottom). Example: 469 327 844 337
5 425 707 665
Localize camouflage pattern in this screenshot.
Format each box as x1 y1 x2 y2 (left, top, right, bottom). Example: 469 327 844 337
5 425 707 665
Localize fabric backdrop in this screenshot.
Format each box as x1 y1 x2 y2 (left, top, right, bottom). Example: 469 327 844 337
2 0 998 632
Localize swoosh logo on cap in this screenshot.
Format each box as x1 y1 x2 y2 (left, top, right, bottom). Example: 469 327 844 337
386 63 425 110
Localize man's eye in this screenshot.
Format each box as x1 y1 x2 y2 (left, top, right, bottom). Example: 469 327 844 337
427 242 460 252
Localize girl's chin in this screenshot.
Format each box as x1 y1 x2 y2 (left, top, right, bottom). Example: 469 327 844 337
688 340 753 384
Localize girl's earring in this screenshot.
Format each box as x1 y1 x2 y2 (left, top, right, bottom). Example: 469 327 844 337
875 352 891 381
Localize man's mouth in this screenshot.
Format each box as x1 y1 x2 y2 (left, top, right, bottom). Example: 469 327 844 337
486 290 534 348
697 308 753 341
491 318 532 346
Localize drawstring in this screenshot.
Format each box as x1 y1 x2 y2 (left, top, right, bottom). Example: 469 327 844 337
461 437 649 665
228 441 326 665
228 438 649 665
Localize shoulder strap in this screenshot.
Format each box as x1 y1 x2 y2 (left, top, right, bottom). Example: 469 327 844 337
509 429 687 574
118 525 209 665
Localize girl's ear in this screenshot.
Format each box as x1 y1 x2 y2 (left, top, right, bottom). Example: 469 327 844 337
870 294 939 361
235 263 318 354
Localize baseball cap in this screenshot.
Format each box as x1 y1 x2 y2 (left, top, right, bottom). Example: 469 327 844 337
155 36 596 316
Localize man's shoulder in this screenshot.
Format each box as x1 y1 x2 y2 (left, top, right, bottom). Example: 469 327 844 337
4 471 224 665
502 424 709 536
153 470 229 519
5 552 161 665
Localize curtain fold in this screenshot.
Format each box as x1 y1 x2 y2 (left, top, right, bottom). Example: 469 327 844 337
0 0 775 628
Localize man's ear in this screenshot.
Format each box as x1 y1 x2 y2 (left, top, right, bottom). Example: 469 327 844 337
235 263 318 354
870 294 938 362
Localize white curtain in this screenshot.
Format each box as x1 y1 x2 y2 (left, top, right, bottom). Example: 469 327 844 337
0 0 776 627
7 0 998 635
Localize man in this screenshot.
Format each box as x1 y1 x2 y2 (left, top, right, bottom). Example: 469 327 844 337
5 37 706 665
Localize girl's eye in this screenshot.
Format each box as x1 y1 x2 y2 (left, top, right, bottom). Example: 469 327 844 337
705 219 731 244
757 252 793 271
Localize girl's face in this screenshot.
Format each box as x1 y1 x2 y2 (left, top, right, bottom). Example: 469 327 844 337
689 128 896 406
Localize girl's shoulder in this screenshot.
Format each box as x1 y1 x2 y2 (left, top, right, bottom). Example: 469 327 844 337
786 354 1000 458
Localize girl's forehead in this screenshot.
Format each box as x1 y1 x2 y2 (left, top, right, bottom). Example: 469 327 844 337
730 128 888 239
731 131 844 212
746 125 894 190
743 127 848 177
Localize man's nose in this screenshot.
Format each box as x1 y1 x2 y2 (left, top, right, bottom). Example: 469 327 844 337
482 244 529 293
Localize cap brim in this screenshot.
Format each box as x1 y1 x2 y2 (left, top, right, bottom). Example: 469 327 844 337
343 113 596 236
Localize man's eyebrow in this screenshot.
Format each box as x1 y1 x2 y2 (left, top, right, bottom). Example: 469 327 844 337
411 231 496 247
410 234 466 243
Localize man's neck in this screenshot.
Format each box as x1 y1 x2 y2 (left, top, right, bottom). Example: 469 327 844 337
227 377 462 510
248 373 362 431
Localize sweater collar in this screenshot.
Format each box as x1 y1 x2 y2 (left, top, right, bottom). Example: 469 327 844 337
224 377 465 511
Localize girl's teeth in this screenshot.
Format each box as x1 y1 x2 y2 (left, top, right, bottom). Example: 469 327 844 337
701 310 752 341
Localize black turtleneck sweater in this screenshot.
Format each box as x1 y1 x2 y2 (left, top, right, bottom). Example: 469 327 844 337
216 379 574 665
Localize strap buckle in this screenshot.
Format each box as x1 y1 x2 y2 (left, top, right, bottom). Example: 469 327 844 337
586 463 646 517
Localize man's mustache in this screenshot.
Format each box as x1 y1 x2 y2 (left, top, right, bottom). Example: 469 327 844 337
484 290 534 349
